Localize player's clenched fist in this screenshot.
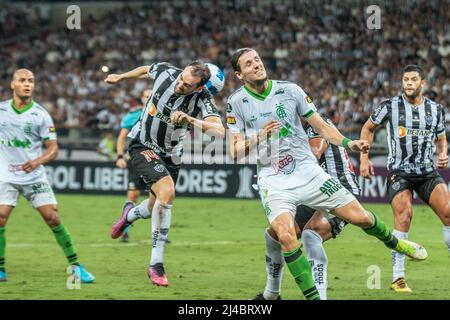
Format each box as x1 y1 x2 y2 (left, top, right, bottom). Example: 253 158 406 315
257 120 281 141
348 140 370 153
104 74 122 84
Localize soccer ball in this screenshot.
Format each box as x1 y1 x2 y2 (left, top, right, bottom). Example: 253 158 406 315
205 63 224 95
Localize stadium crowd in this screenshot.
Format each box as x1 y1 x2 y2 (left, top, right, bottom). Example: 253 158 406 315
0 0 449 138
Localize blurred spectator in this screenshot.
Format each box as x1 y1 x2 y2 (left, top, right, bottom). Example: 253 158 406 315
97 131 116 161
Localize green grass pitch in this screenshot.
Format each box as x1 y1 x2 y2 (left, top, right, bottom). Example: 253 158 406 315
1 195 448 299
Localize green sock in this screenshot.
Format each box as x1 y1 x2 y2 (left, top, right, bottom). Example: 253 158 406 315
363 211 398 249
283 246 320 300
0 228 5 272
51 224 79 265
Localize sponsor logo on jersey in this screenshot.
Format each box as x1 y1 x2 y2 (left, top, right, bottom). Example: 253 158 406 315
49 126 56 133
274 88 285 95
154 164 166 173
0 137 32 149
155 111 171 124
242 98 249 104
249 115 257 122
306 96 313 104
272 154 296 175
148 104 157 116
226 103 233 112
272 123 293 140
260 112 272 118
397 126 433 138
227 116 236 125
319 178 343 198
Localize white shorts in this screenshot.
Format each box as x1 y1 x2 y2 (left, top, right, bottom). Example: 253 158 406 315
258 167 356 224
0 181 57 208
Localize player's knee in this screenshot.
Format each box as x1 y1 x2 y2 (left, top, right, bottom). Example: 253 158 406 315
276 230 297 251
45 209 61 227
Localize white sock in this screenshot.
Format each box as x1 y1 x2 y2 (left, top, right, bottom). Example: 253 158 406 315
391 229 408 282
443 226 450 252
302 229 328 300
126 199 151 223
263 229 284 300
150 200 172 266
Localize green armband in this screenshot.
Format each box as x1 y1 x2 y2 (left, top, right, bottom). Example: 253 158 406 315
342 137 352 150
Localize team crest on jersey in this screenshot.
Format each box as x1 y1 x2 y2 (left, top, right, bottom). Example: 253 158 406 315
23 122 33 136
306 96 313 104
425 113 433 125
275 103 287 119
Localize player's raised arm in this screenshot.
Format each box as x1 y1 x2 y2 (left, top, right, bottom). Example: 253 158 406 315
104 66 150 84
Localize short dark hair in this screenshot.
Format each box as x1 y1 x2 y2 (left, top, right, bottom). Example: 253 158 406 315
403 65 425 79
187 60 211 87
230 48 255 72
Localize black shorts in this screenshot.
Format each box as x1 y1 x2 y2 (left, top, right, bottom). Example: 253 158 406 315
126 159 145 191
387 170 446 204
128 143 181 192
294 194 359 239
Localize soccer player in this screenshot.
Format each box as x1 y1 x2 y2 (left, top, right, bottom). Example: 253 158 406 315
360 65 450 293
0 69 94 283
227 48 427 300
105 61 225 286
254 116 360 300
115 88 151 242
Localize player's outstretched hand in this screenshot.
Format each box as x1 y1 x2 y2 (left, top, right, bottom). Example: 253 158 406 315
360 159 375 180
437 153 448 169
116 158 127 169
22 159 41 173
171 111 192 125
348 140 370 153
104 74 122 84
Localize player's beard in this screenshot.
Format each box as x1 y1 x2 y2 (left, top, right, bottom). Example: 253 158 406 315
403 86 421 100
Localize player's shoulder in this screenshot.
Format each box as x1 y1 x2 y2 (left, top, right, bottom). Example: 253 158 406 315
149 62 181 78
424 96 443 110
227 86 246 105
0 99 11 110
31 101 51 115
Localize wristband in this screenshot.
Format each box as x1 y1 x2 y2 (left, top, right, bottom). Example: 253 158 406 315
342 137 352 150
117 154 124 159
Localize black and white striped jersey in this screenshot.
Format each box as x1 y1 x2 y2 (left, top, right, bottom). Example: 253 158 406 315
370 95 446 175
304 118 361 196
128 62 221 157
